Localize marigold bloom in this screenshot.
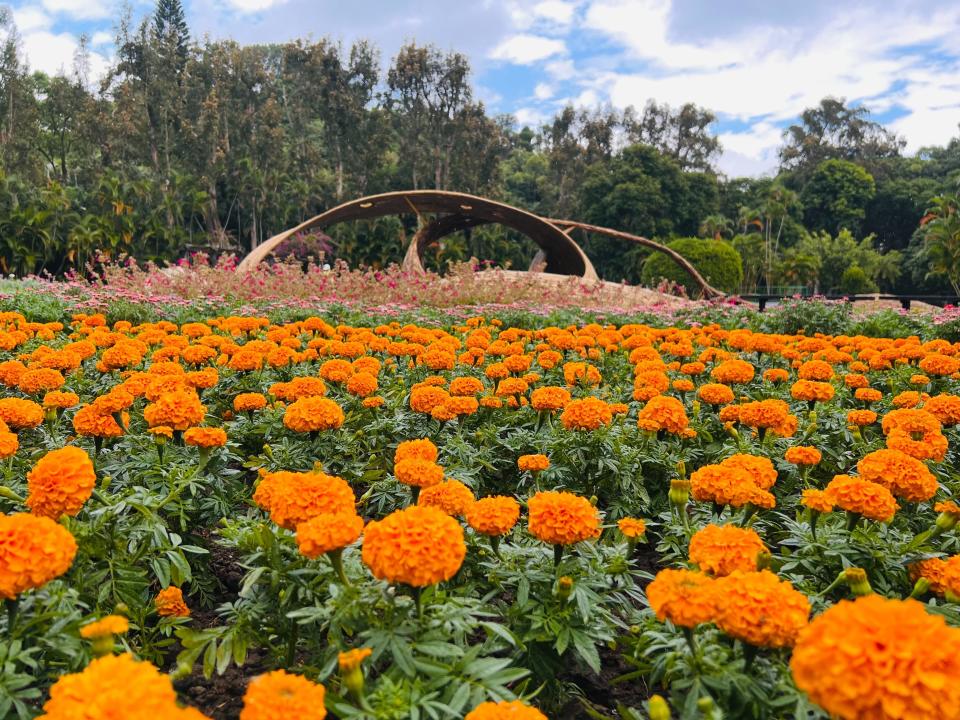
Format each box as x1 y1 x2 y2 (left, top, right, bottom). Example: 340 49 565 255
697 383 734 405
43 390 79 410
617 517 646 539
143 390 206 431
155 586 190 617
0 513 76 599
857 448 937 502
362 396 385 408
296 512 364 559
690 464 775 509
17 368 65 394
418 479 475 516
394 438 439 464
563 362 601 387
530 386 571 411
283 396 344 433
517 454 550 472
253 471 356 530
0 397 44 429
74 407 127 439
409 385 450 413
824 475 899 522
646 568 716 628
713 571 809 647
924 393 960 425
527 491 600 546
465 700 548 720
919 353 960 376
738 399 790 430
361 505 466 587
720 454 777 489
785 446 822 466
854 388 883 403
338 647 372 673
791 595 960 720
801 488 834 513
846 409 877 426
40 654 201 720
798 359 834 381
560 397 613 431
844 373 869 389
234 393 267 413
183 427 227 448
26 446 95 519
240 669 326 720
636 395 689 434
394 458 444 489
689 524 766 576
791 380 835 403
80 615 129 639
762 368 790 383
710 359 755 384
345 372 378 398
466 496 520 536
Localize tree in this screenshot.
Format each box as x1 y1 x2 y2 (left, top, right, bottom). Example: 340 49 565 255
698 214 732 240
624 100 721 171
918 194 960 294
779 97 904 181
793 229 901 293
737 183 801 291
154 0 189 72
800 159 876 234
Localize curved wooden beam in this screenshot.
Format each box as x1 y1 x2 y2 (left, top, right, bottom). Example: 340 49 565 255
544 219 725 299
238 190 598 281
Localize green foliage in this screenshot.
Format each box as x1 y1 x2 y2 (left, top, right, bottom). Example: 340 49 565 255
918 194 960 294
790 229 900 293
800 159 876 235
838 265 877 294
641 237 743 295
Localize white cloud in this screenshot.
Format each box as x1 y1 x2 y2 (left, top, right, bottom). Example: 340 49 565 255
12 6 51 32
508 0 578 30
490 33 566 64
90 31 112 47
223 0 289 13
19 29 109 79
40 0 111 21
533 0 576 25
514 106 549 126
533 82 554 100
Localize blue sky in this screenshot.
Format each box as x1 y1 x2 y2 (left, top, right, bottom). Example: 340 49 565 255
4 0 960 176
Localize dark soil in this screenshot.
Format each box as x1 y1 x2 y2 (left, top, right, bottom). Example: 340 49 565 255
175 648 267 720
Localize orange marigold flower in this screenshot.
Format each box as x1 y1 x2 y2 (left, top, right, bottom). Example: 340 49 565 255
689 524 766 576
881 408 947 461
17 368 65 394
910 557 948 596
42 391 79 410
690 464 775 509
854 387 883 403
527 491 600 546
41 654 200 720
798 359 834 381
155 586 190 617
919 353 960 377
362 396 385 408
143 390 206 431
846 409 877 426
924 393 960 426
466 496 520 536
738 399 790 430
710 359 755 384
844 373 870 389
791 595 960 720
394 438 438 464
857 448 937 502
80 614 129 639
636 395 689 434
345 372 378 398
253 471 356 530
465 700 548 720
785 446 822 466
234 393 267 413
672 378 695 393
296 512 364 559
0 429 17 458
713 571 809 648
227 349 263 372
824 475 899 522
449 377 484 396
319 359 354 383
563 362 601 387
802 488 834 513
892 390 925 408
0 397 43 429
618 517 646 539
763 368 790 383
283 397 344 433
338 647 372 673
361 505 466 587
697 383 734 405
791 380 835 403
73 404 125 438
240 669 326 720
646 568 716 628
720 453 777 489
530 386 571 411
418 479 475 516
0 513 76 599
183 427 227 448
560 397 613 431
26 446 95 519
409 385 450 414
394 459 444 489
517 454 550 472
495 378 529 397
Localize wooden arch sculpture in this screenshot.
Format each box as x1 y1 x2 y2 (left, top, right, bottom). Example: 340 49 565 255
238 189 724 298
237 190 598 281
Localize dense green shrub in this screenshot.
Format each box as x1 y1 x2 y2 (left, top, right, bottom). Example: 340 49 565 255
641 237 743 296
839 265 878 294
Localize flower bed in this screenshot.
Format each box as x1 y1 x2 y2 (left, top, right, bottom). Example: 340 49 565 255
0 307 959 719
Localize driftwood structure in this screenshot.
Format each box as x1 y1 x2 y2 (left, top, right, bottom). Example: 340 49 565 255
237 190 724 298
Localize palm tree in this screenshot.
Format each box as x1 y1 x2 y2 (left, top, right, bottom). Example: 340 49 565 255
698 214 733 241
920 194 960 295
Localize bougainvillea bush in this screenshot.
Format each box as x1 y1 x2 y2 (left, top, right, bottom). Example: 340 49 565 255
0 307 959 719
